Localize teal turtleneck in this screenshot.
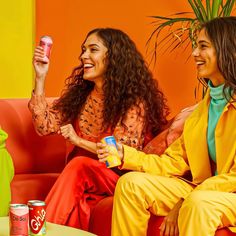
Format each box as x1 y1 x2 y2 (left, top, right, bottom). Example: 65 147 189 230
207 81 231 175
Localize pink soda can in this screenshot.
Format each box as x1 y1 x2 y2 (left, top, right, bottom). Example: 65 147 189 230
39 35 53 59
9 204 29 236
28 200 46 235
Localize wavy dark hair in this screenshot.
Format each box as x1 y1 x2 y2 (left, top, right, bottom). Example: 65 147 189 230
202 16 236 99
53 28 169 135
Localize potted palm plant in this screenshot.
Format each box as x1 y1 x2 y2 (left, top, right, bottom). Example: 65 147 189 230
147 0 235 95
147 0 235 61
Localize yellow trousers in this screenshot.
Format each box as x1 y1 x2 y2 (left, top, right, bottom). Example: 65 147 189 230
112 172 236 236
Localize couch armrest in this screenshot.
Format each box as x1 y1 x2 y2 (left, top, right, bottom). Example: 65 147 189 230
0 99 66 174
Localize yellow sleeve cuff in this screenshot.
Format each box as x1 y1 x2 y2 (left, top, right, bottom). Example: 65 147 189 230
121 145 142 171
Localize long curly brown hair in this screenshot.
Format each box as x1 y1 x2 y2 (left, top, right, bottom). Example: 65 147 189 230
53 28 169 135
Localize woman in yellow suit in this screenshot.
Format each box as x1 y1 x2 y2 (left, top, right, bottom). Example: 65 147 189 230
97 16 236 236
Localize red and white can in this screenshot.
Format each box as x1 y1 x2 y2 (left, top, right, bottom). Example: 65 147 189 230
28 200 46 235
9 204 29 236
39 35 53 59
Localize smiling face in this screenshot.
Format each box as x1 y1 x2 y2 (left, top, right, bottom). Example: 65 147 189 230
80 33 108 87
192 29 225 86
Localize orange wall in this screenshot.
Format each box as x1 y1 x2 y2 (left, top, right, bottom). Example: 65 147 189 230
36 1 200 116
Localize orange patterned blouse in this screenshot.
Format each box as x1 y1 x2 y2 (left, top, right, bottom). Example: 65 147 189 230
28 88 147 150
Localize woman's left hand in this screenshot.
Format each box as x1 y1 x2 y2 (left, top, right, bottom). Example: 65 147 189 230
96 141 124 163
59 124 81 146
96 142 109 163
159 198 184 236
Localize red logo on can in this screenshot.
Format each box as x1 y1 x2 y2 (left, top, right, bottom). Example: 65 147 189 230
28 200 46 235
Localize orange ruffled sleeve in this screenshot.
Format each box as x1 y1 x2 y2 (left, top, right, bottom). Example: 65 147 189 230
28 92 62 136
113 102 146 150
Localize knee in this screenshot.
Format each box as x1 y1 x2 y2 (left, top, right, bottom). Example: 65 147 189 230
115 172 147 195
183 191 208 206
63 156 94 176
180 191 210 216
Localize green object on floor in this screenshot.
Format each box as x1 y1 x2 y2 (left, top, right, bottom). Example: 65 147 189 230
0 128 14 216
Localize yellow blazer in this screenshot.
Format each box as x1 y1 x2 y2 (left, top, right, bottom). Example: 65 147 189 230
122 90 236 193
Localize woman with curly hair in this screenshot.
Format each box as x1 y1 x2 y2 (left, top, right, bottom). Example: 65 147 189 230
29 28 169 230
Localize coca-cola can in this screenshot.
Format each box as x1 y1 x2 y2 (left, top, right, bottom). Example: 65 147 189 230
28 200 46 235
39 35 53 59
9 204 29 236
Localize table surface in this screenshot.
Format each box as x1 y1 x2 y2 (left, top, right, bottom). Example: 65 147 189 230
0 216 96 236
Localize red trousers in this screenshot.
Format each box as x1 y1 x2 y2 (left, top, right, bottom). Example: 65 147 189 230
45 156 120 230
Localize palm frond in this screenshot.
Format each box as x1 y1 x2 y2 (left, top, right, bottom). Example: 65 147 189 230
206 0 212 20
194 0 208 21
188 0 205 22
212 0 222 18
147 17 195 41
147 0 236 62
220 0 236 16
